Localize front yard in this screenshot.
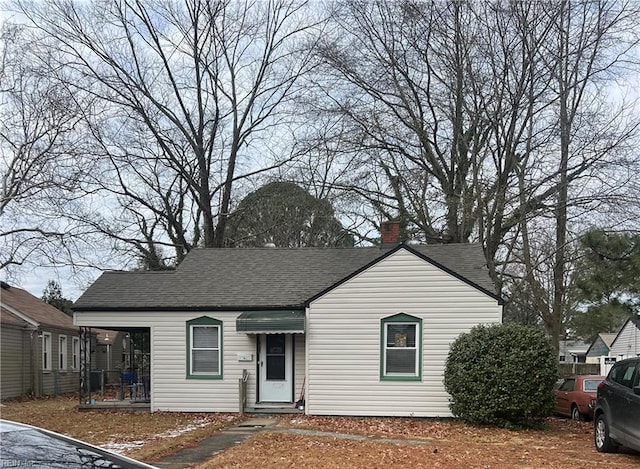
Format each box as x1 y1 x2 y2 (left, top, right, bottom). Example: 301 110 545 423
1 395 638 468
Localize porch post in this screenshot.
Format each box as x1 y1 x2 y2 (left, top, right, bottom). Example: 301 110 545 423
79 326 91 404
239 369 249 415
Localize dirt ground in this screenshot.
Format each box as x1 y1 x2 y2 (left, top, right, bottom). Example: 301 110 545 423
2 395 639 468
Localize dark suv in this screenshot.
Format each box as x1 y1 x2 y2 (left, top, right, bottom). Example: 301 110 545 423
593 357 640 453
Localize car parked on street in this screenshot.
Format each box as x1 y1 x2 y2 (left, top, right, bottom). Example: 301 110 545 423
0 419 158 468
555 375 605 420
594 357 640 453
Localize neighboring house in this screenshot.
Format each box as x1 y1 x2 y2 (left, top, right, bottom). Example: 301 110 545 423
585 333 617 358
609 316 640 359
73 223 503 417
0 282 81 399
93 330 133 388
558 339 590 363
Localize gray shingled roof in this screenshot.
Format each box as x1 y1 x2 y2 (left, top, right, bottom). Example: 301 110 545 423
73 244 499 311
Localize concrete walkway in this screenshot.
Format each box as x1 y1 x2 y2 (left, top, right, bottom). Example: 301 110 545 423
154 417 430 469
154 418 278 469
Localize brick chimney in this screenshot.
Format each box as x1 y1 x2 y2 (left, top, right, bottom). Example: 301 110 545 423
380 220 401 246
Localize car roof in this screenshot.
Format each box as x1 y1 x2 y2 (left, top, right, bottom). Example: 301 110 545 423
0 419 159 469
562 375 606 379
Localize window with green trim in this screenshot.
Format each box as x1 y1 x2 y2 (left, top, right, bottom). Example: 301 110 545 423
381 314 422 380
186 317 222 379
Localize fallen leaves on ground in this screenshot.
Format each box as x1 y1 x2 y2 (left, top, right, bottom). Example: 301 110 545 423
198 416 640 469
2 396 639 468
0 394 242 462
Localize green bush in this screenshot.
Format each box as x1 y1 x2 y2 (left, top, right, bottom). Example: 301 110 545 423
444 323 557 428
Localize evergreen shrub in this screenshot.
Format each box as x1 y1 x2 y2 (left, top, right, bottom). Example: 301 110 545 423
444 323 557 428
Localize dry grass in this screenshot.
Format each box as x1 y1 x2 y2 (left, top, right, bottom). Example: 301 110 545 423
0 394 242 463
2 396 639 468
197 415 640 469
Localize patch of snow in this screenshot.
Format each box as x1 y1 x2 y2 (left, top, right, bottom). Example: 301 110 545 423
100 416 231 454
101 440 147 453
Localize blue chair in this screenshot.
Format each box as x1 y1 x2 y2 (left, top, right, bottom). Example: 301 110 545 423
120 372 137 400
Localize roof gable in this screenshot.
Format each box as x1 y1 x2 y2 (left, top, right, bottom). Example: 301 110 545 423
611 316 640 348
74 243 500 311
1 307 34 328
599 333 618 347
307 244 502 305
0 284 75 330
585 332 617 356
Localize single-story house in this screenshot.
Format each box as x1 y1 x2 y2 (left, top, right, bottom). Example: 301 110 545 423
585 333 617 359
1 282 81 399
609 316 640 359
73 223 503 417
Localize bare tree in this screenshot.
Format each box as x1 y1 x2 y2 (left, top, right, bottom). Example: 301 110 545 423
7 0 321 269
0 22 96 271
313 1 552 260
516 0 640 349
311 0 640 350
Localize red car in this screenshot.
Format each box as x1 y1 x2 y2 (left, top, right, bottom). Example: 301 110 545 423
555 375 606 420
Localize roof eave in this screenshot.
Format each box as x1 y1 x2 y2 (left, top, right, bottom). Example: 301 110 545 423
73 304 306 313
0 302 40 328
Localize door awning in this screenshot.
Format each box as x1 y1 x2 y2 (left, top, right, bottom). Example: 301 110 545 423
236 310 305 334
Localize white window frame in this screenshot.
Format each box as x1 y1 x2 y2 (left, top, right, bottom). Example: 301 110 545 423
42 332 52 371
380 313 422 381
189 324 221 377
59 335 67 370
72 337 80 370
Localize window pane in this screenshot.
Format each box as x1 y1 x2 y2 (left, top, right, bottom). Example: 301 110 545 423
386 349 416 374
267 334 285 354
267 356 286 380
583 379 603 392
193 326 218 348
43 334 51 369
72 338 79 369
387 324 416 348
611 363 636 388
193 350 219 374
559 379 574 392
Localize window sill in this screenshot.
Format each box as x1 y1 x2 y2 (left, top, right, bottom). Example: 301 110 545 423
186 375 223 380
381 375 421 382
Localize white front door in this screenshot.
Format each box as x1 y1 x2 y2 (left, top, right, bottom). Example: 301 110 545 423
259 334 292 402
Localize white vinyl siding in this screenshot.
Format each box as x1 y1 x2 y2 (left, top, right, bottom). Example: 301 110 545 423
42 332 52 371
306 248 502 417
75 310 256 412
294 333 305 403
73 247 502 416
609 321 640 358
59 335 67 370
